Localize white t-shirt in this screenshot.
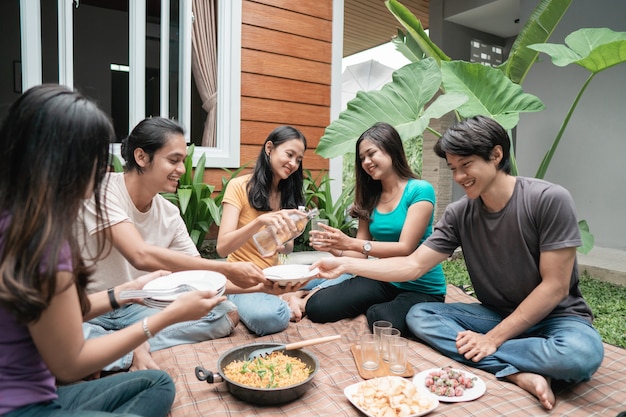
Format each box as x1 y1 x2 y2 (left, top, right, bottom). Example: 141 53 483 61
77 172 198 293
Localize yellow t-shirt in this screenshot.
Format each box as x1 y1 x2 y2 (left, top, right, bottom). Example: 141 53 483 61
222 174 278 269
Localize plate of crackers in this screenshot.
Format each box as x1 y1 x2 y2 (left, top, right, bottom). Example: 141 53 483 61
344 376 439 417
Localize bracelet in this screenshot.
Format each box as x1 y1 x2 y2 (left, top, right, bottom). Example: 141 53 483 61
142 317 154 339
107 287 120 309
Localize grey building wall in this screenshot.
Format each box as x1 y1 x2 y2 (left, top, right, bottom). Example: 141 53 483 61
431 0 626 251
517 0 626 251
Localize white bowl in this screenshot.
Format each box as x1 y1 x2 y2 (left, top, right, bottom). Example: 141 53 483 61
263 264 319 287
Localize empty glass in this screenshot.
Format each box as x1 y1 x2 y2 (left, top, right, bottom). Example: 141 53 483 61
360 333 380 371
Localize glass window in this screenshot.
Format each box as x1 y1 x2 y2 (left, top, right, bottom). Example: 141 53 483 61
13 0 241 168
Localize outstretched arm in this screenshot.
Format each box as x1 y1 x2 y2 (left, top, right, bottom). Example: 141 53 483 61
107 221 266 289
312 243 449 282
30 271 224 383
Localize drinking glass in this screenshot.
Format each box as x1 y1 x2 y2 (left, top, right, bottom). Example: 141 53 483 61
380 327 400 362
360 333 380 371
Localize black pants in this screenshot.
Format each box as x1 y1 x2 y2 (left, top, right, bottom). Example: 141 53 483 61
305 276 444 336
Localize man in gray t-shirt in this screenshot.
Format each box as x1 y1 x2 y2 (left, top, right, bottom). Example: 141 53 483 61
312 116 604 411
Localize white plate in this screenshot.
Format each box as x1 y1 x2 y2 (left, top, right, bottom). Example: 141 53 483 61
263 264 319 286
142 270 227 301
413 368 486 403
344 376 438 417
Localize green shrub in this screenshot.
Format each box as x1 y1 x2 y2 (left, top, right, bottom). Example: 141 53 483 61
161 145 246 250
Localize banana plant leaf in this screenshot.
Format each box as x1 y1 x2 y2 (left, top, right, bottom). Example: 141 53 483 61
498 0 572 84
441 61 546 130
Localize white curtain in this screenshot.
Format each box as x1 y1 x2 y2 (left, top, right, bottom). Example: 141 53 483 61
191 0 218 147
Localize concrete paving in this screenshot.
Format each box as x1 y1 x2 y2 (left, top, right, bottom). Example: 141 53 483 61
577 246 626 286
287 246 626 287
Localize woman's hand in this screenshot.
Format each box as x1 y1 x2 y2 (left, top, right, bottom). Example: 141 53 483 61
116 270 172 305
258 209 301 235
163 290 227 323
309 224 350 251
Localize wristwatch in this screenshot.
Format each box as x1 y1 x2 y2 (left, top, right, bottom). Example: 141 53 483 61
362 240 372 255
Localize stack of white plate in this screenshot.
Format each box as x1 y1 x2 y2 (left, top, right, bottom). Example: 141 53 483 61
142 270 226 309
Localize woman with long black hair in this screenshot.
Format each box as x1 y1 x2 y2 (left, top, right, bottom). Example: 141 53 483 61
217 125 308 335
0 84 223 416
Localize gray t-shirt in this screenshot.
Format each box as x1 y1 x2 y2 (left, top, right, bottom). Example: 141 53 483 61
424 176 593 322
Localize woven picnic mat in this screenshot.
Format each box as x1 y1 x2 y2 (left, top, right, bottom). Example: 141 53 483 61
152 285 626 417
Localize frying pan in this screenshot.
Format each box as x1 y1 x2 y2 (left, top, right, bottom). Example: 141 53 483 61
195 342 319 405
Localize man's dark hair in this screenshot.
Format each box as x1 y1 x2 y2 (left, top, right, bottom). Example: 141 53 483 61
434 115 511 174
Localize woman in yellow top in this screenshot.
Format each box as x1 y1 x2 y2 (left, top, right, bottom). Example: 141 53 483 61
217 126 308 335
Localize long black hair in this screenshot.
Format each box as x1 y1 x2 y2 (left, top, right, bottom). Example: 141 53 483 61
349 122 417 220
0 84 114 323
247 126 307 211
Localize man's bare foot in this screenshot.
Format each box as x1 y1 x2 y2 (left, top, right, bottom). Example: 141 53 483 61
130 341 159 371
228 309 240 329
506 372 555 410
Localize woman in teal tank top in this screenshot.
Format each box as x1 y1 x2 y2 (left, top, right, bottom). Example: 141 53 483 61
292 122 446 334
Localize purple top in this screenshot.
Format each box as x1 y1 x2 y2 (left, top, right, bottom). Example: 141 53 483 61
0 214 73 414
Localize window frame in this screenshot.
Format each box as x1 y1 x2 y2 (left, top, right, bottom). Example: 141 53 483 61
22 0 241 168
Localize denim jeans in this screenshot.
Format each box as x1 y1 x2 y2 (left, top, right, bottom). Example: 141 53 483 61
83 301 237 371
407 302 604 382
5 370 174 417
301 273 354 291
227 293 290 336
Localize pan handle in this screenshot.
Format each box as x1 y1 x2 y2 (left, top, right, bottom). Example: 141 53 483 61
284 334 341 350
195 366 222 383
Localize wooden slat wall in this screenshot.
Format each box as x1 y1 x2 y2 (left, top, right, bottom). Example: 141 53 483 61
204 0 333 190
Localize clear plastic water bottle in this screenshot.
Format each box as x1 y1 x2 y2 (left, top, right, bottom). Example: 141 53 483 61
253 206 320 257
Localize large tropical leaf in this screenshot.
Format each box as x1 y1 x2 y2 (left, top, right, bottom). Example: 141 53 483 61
317 59 453 158
395 92 467 140
385 0 449 63
441 61 545 129
528 28 626 72
498 0 572 84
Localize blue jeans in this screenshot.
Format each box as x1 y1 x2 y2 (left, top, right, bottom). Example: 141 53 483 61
301 273 354 291
227 293 290 336
83 301 237 371
407 302 604 382
5 370 174 417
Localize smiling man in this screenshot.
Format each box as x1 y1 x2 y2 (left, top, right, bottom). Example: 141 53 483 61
75 117 270 374
312 115 604 410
